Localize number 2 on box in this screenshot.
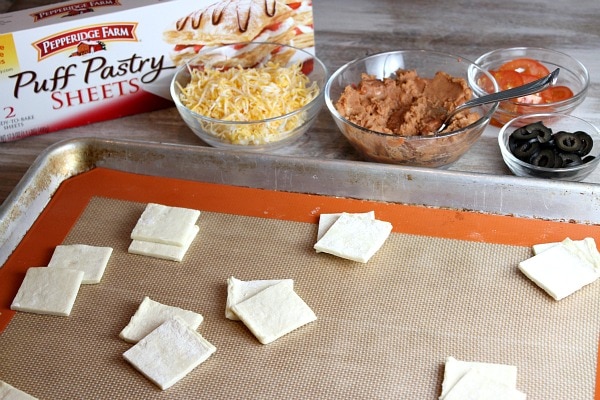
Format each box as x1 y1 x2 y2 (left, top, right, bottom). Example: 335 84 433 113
3 106 16 119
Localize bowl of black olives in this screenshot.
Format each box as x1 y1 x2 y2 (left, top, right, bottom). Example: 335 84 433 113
498 113 600 181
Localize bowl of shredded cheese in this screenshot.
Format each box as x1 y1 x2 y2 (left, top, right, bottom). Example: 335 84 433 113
171 42 328 149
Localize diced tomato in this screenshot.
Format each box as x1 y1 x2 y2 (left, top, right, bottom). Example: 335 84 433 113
519 73 541 84
491 70 524 90
486 58 574 106
498 58 550 78
287 2 302 9
516 94 543 105
301 58 314 75
478 70 530 94
234 43 248 50
540 85 574 103
294 27 303 35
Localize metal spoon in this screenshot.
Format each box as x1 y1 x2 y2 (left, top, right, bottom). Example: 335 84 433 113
436 68 560 134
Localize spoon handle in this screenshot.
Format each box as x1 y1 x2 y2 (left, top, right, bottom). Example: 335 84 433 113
436 68 560 134
457 67 560 113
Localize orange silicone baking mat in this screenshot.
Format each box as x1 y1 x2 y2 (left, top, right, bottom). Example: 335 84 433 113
0 167 599 399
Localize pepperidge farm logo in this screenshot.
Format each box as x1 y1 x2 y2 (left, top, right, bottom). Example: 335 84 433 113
29 0 121 21
32 22 138 60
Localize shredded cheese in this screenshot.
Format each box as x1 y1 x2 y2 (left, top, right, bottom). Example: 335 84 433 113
178 61 319 145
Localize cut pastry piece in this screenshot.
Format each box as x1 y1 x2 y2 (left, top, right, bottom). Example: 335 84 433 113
314 212 392 263
0 380 38 400
518 243 599 300
131 203 201 246
440 356 518 399
532 238 600 270
561 237 600 271
231 280 316 344
443 368 526 400
10 267 84 316
316 211 375 242
531 241 558 255
226 276 294 320
532 238 591 255
119 296 204 343
47 244 113 284
583 237 600 269
128 225 199 261
123 316 216 390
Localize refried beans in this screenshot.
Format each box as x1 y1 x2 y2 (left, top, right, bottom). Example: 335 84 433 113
335 69 480 136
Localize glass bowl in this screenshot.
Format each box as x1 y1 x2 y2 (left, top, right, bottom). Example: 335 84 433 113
472 47 589 127
171 42 328 151
498 113 600 181
324 49 498 168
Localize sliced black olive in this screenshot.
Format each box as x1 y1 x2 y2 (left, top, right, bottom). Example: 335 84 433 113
536 128 552 144
553 131 582 153
508 135 523 153
558 152 583 167
513 140 540 161
583 155 596 164
575 131 593 156
507 121 595 170
529 148 556 168
511 126 538 141
553 150 564 168
525 121 552 136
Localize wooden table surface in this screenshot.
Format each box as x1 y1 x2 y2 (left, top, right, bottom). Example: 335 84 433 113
1 0 599 206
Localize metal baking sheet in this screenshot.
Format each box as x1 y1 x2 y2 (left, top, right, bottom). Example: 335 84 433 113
1 136 600 268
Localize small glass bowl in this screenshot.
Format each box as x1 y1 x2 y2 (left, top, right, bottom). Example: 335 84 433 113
171 42 328 151
498 113 600 181
472 47 589 127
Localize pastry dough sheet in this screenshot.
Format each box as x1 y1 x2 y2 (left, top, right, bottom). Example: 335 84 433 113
0 169 599 399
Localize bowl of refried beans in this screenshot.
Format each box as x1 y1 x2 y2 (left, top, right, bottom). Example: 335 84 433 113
325 50 499 167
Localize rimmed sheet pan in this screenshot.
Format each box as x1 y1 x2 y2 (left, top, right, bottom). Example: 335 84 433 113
0 164 599 398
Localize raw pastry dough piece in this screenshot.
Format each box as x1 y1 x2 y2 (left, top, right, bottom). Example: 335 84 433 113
532 237 600 270
443 368 526 400
562 237 600 270
314 212 392 263
0 380 38 399
119 296 204 343
518 243 599 300
226 276 294 320
10 267 84 316
531 242 558 255
131 203 201 246
316 211 375 241
231 280 316 344
440 356 518 398
583 237 600 268
128 225 199 262
47 244 113 284
123 316 216 390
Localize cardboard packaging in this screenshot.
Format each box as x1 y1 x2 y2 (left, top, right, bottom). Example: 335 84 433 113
0 0 314 142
